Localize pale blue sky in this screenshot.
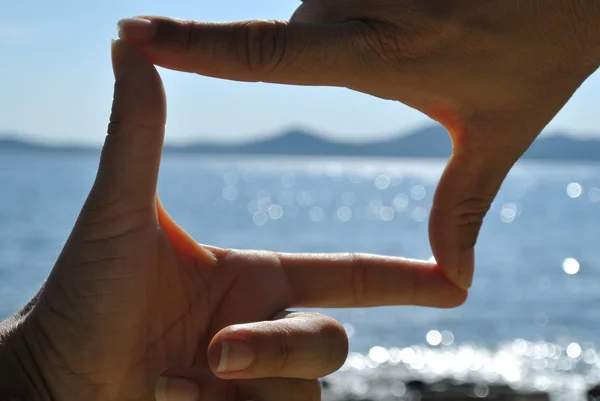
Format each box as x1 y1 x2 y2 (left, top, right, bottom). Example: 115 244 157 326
1 0 598 145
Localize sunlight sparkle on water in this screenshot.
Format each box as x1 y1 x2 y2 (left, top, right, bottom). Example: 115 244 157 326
393 193 409 211
335 338 599 401
308 207 324 222
567 343 582 359
589 187 600 202
337 206 352 222
562 258 580 275
380 206 395 221
252 212 268 226
500 203 517 223
426 330 443 346
375 175 391 190
412 207 428 222
567 182 583 198
268 205 284 220
410 185 426 200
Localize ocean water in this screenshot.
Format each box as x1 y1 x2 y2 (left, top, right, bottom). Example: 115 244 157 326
2 150 600 400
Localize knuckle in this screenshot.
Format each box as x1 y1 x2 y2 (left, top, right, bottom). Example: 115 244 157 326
182 20 200 53
452 196 493 247
240 20 289 75
453 196 493 225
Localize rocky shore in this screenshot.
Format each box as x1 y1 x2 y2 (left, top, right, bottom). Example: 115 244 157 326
321 378 551 401
317 340 600 401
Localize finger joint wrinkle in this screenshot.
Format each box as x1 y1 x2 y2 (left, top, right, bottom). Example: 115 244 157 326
350 253 367 307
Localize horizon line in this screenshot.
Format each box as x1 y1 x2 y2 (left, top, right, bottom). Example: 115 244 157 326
1 123 599 148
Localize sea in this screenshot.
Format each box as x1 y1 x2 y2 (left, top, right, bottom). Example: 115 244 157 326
2 150 600 400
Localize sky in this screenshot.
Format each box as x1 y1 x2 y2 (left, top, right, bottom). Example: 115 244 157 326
1 0 598 145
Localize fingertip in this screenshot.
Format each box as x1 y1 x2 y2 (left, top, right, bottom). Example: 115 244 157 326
110 38 160 85
207 326 256 377
433 266 470 308
206 337 226 375
117 17 156 44
439 249 474 290
111 38 133 78
457 248 475 289
447 280 469 307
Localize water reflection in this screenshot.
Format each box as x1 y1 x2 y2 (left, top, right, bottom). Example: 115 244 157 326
6 155 598 401
375 174 391 190
567 182 583 198
562 258 580 275
328 338 598 400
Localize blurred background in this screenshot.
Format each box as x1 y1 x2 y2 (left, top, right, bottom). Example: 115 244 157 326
2 1 600 400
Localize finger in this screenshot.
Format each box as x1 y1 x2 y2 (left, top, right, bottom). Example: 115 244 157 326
429 118 527 289
155 377 320 401
116 16 371 87
84 40 166 215
207 311 348 379
275 252 468 308
238 378 321 401
155 365 321 401
155 369 229 401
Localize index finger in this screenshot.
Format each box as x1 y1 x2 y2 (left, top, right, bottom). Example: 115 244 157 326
117 16 369 87
277 252 467 308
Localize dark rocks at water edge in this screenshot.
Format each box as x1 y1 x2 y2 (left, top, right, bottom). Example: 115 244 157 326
587 385 600 400
321 378 550 401
316 340 600 401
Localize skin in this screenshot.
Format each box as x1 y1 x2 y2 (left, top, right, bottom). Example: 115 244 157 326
0 41 465 401
116 0 600 290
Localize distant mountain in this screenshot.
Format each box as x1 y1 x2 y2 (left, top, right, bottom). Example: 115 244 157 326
1 125 599 161
0 137 94 152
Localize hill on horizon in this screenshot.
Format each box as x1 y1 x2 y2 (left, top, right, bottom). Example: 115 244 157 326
1 125 600 161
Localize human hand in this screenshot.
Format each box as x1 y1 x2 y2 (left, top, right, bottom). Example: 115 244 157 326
0 41 465 401
116 0 600 289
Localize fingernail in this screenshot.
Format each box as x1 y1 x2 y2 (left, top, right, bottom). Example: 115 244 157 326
117 17 156 43
217 340 256 373
155 377 200 401
456 248 474 289
110 39 132 80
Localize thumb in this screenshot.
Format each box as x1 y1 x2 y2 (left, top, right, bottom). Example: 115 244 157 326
86 40 166 213
116 16 370 87
429 123 525 289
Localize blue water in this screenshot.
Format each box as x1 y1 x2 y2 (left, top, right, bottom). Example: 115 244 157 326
2 151 600 399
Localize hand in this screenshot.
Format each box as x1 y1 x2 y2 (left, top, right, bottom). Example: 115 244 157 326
116 0 600 289
0 41 465 401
